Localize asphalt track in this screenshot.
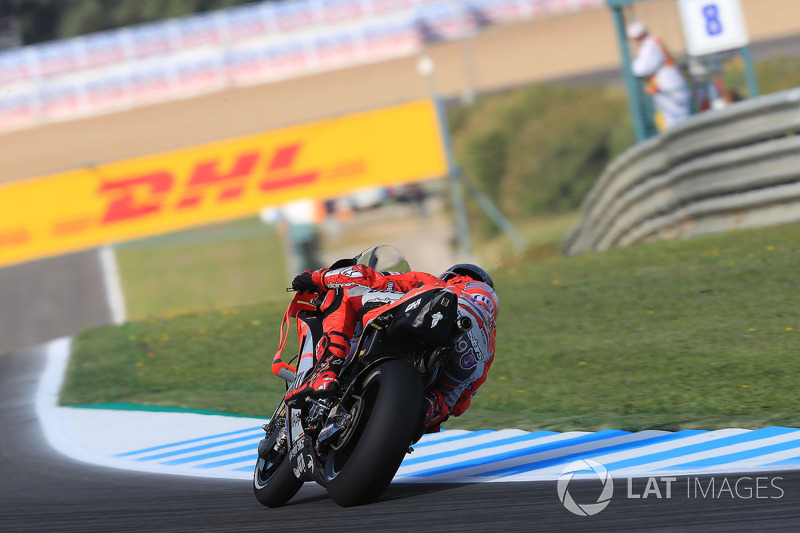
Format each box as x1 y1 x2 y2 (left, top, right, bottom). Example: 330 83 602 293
2 345 800 532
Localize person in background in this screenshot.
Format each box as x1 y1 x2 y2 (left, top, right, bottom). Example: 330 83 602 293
627 20 691 131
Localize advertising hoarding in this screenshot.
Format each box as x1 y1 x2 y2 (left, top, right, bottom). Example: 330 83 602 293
0 99 447 268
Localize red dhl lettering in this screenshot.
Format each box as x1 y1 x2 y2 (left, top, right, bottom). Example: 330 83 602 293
177 150 260 209
52 216 93 236
259 144 319 191
97 143 321 224
0 228 30 247
99 171 173 224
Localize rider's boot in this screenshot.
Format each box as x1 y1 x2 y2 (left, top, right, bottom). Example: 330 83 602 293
284 332 350 406
422 389 450 434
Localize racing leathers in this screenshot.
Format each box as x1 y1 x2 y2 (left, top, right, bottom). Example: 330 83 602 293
283 264 499 433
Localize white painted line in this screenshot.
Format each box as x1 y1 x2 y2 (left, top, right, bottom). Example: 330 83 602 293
702 447 800 471
614 431 800 474
98 245 127 325
440 431 672 482
36 338 257 480
406 429 535 459
574 430 748 472
397 431 578 476
489 430 673 479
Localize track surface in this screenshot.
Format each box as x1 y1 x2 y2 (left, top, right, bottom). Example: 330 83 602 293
3 345 800 532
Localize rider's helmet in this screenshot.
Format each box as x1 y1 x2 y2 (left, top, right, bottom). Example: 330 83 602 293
355 245 411 273
439 263 494 289
441 264 498 324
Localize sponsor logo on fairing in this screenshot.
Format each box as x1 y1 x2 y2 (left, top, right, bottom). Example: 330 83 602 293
293 453 306 477
405 299 421 312
431 312 443 328
459 349 477 369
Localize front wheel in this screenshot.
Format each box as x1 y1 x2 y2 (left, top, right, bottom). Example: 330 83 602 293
253 425 303 508
323 359 424 507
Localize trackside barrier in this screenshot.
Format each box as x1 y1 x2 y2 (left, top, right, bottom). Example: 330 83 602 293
562 87 800 256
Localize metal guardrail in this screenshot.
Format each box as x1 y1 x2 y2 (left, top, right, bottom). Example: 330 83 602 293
563 87 800 256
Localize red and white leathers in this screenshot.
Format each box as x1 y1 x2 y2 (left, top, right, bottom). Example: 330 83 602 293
284 264 498 433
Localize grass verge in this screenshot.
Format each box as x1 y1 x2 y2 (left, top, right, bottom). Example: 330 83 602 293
115 217 288 320
63 221 800 431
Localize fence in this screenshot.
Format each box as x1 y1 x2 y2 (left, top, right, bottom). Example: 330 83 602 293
563 87 800 256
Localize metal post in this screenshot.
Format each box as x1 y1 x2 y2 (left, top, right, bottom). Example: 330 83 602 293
740 45 760 98
609 4 649 143
433 95 526 254
433 96 473 257
420 55 525 257
418 54 473 258
462 179 525 251
460 37 478 105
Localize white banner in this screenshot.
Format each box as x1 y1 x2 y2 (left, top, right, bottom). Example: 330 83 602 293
679 0 749 56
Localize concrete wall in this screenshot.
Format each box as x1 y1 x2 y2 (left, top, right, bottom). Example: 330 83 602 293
563 88 800 256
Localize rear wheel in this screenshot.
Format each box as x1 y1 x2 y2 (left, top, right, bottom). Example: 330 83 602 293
323 359 424 507
253 424 303 508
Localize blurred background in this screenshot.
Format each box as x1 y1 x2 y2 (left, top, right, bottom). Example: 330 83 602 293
2 0 800 353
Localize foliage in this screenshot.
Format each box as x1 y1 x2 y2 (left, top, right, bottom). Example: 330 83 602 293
721 54 800 96
446 53 800 241
64 220 800 432
1 0 253 45
449 84 635 236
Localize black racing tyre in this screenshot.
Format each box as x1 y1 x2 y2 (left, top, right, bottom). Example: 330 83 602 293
323 359 424 507
253 427 303 508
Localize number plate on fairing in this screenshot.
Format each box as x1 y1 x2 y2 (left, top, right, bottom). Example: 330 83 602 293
288 407 305 446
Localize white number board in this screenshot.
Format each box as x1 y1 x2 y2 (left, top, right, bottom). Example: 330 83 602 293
678 0 750 56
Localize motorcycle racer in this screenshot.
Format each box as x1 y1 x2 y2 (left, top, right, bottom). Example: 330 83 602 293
284 248 498 434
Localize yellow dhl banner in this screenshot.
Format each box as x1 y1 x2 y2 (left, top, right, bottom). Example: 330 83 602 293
0 99 447 268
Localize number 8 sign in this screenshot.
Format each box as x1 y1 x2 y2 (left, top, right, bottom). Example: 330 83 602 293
678 0 749 56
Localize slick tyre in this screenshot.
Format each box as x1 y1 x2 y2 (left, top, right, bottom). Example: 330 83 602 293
253 434 303 508
324 359 424 507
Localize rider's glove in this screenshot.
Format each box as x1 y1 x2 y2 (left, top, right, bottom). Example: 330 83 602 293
291 271 318 294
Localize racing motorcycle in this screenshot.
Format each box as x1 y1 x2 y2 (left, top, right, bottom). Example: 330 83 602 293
252 247 473 507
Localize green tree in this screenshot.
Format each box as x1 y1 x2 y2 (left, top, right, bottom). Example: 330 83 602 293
0 0 257 44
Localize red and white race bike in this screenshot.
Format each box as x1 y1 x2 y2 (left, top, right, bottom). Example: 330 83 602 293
253 253 473 507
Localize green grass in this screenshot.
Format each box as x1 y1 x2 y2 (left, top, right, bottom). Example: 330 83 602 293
463 223 800 431
63 221 800 431
448 84 634 236
115 217 289 320
62 301 293 418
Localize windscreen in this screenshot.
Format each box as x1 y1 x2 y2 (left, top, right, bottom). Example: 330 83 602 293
355 245 410 273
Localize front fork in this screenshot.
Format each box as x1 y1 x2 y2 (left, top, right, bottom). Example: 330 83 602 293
283 400 332 484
